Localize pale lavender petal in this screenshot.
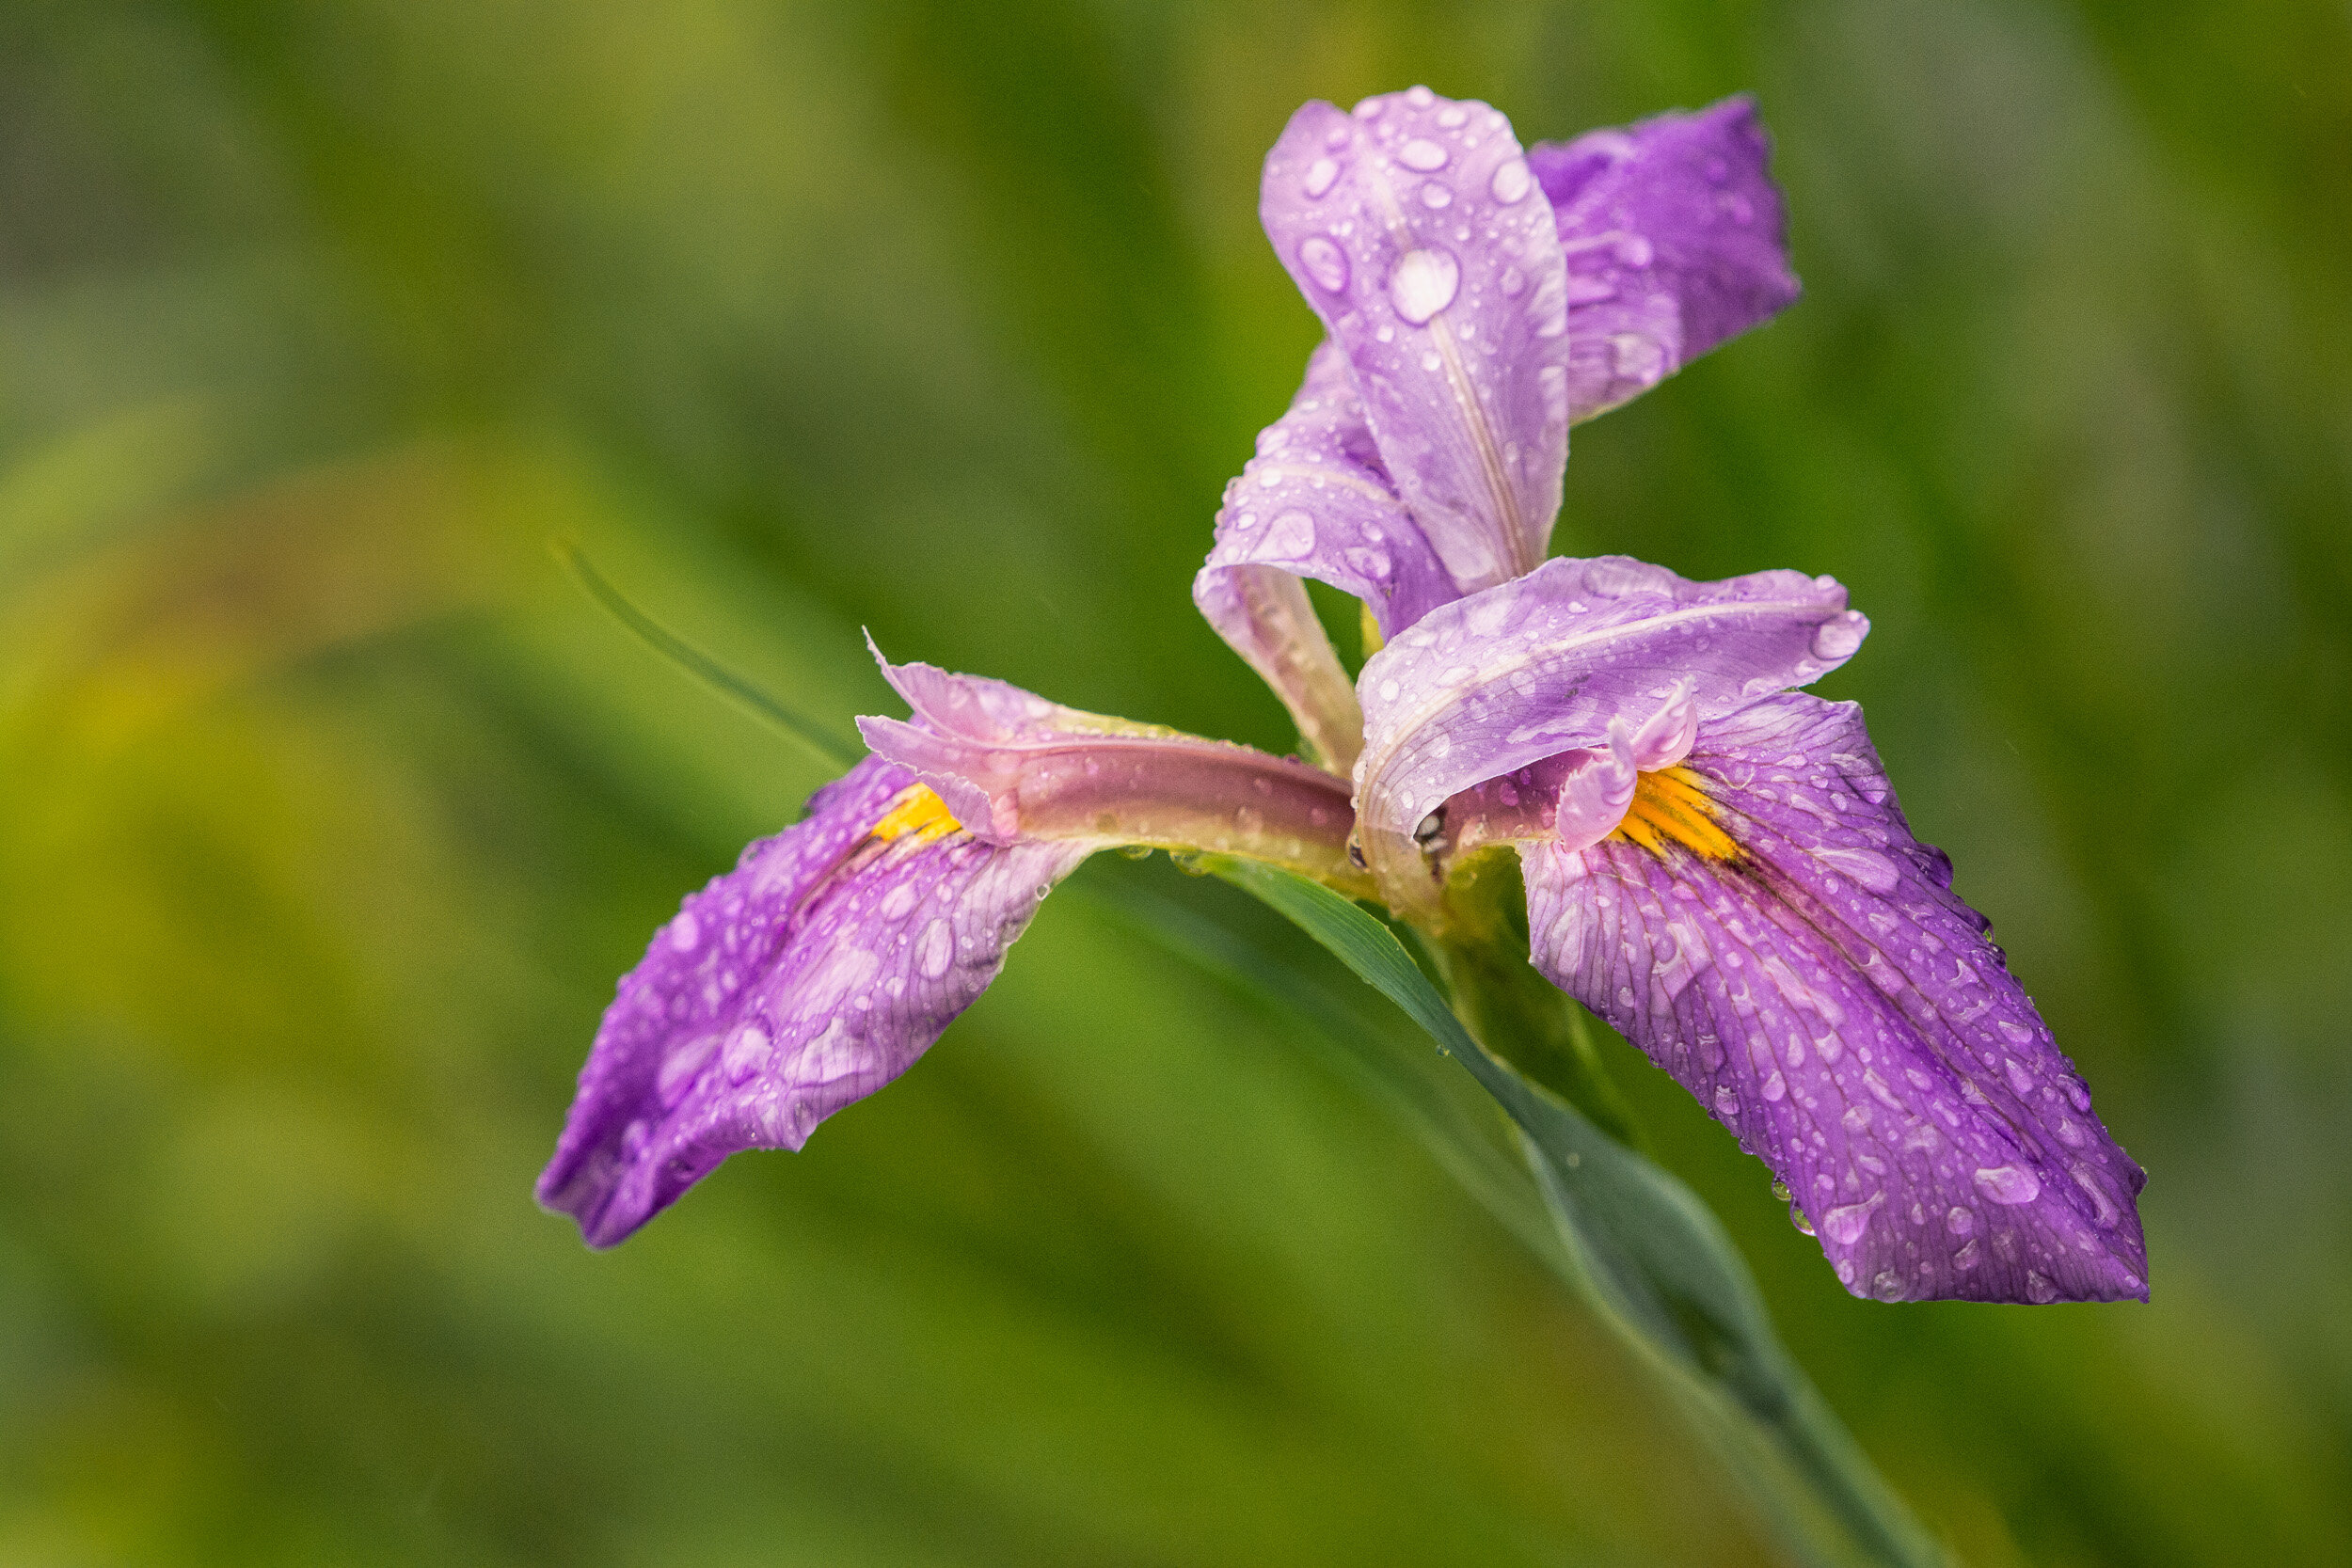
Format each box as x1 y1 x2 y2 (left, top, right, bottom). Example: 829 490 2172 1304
1552 731 1637 853
860 714 1365 892
858 653 1366 893
1355 555 1866 839
1195 342 1459 767
1521 695 2147 1303
538 755 1089 1247
1627 678 1699 770
1261 87 1572 591
1528 95 1802 423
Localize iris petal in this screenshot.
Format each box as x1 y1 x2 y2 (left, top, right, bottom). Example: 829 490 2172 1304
536 755 1089 1248
1530 95 1804 423
1521 694 2148 1303
1259 87 1573 593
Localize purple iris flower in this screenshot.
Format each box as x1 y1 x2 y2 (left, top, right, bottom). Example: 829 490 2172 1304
1195 85 2143 1303
538 651 1365 1246
542 84 2145 1306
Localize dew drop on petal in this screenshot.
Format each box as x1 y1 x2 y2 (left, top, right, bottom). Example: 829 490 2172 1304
1973 1164 2041 1205
657 1032 720 1106
669 911 702 951
915 918 956 980
1299 236 1349 293
1811 613 1866 661
1489 157 1532 204
1303 157 1339 198
1419 182 1453 210
722 1021 771 1083
1820 1199 1878 1245
1263 510 1316 561
878 882 917 921
1398 136 1448 171
1389 247 1460 324
2025 1271 2059 1304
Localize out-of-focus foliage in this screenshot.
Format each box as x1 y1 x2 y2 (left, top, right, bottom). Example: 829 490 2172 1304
1 2 2344 1563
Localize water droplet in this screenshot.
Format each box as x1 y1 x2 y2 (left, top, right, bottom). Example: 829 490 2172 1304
1419 181 1453 209
1871 1270 1908 1301
2025 1271 2059 1304
1303 157 1339 198
1810 613 1866 661
669 911 702 951
1973 1164 2041 1205
1500 265 1525 297
1388 247 1460 324
1820 1198 1879 1245
1813 845 1899 893
1946 1206 1975 1235
1263 510 1316 561
1116 844 1152 861
1770 1180 1794 1202
2003 1057 2036 1097
1996 1018 2035 1045
1489 157 1532 204
1398 136 1448 171
657 1032 720 1105
879 883 917 921
722 1021 771 1083
1298 236 1348 293
914 918 955 980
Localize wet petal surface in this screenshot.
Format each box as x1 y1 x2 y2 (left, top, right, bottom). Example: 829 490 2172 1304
1521 695 2147 1303
1356 555 1864 840
1529 96 1802 423
537 756 1089 1247
1260 87 1572 591
858 652 1367 892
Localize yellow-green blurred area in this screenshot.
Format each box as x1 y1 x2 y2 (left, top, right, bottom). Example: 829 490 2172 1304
2 1 2345 1563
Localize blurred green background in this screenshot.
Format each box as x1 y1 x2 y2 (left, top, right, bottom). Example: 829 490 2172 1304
3 1 2346 1563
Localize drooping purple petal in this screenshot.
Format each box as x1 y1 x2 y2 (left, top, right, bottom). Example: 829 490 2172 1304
537 754 1089 1248
1355 555 1866 841
1260 87 1572 592
1527 95 1803 423
1521 695 2147 1303
856 654 1366 892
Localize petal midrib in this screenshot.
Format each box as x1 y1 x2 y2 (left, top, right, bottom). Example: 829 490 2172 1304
1359 592 1841 830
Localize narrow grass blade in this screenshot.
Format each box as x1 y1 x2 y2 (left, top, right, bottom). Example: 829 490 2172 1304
1203 853 1951 1568
554 540 860 769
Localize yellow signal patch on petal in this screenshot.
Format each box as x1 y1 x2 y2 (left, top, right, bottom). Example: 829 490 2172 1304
868 784 962 846
1612 766 1740 862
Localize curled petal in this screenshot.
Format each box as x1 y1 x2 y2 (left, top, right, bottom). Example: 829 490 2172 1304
537 755 1090 1247
1194 342 1456 766
1261 87 1572 592
1528 95 1803 423
1552 726 1639 853
1521 695 2147 1303
1356 555 1865 840
856 649 1368 894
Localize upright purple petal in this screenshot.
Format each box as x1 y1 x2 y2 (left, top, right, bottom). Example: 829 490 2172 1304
1528 96 1803 423
1521 695 2147 1303
538 755 1089 1247
1261 87 1572 591
1355 556 1865 841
